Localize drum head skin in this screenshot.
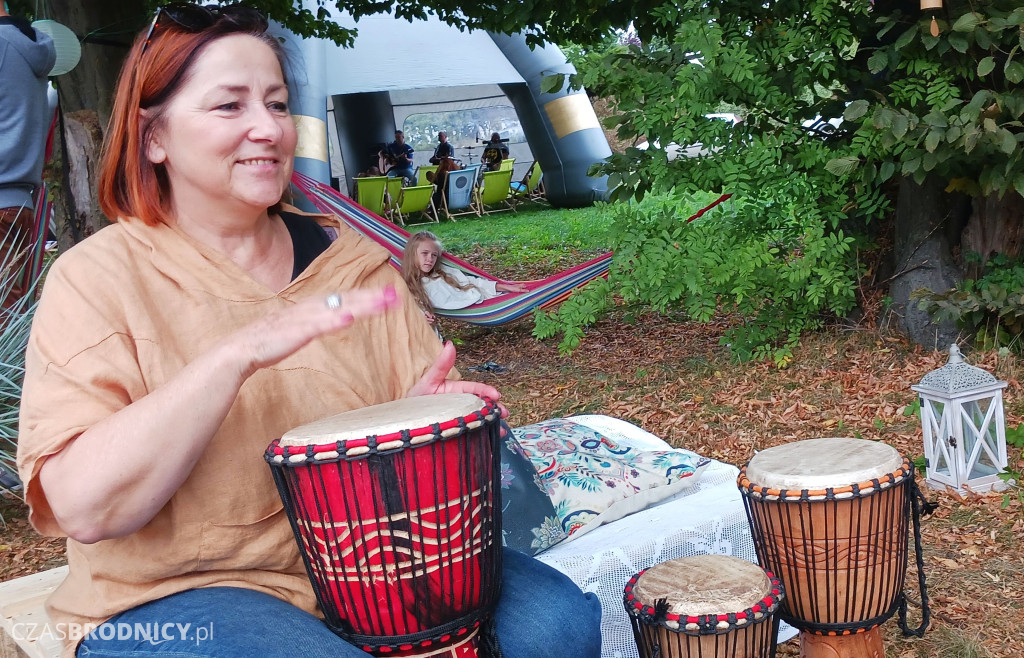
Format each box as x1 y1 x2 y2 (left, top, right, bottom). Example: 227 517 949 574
745 438 902 491
633 555 770 618
280 393 486 447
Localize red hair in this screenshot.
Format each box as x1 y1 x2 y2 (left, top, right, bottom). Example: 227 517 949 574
97 18 286 226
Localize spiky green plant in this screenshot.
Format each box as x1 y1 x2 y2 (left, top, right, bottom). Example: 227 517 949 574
0 220 46 500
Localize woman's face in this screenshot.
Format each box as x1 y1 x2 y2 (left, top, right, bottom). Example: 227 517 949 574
146 34 297 217
416 241 440 274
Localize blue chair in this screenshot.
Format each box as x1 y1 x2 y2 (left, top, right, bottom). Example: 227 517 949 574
442 169 480 219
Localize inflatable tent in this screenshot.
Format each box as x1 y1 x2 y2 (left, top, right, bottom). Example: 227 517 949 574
272 7 611 208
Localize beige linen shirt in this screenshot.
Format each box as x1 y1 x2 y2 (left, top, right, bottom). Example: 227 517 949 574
17 209 445 657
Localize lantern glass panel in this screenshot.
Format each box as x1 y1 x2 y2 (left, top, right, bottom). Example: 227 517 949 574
926 399 954 479
962 398 1000 478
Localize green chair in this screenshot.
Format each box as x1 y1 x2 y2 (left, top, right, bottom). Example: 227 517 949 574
474 169 515 215
355 176 389 215
510 162 546 207
415 165 438 186
393 184 438 225
383 177 404 219
498 158 515 172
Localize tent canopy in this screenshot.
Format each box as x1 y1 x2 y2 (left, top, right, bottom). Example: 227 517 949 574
322 13 525 94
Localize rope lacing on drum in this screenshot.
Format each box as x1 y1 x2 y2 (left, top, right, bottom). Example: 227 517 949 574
898 477 937 638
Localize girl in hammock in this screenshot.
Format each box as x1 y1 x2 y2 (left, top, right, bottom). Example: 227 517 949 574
402 231 527 323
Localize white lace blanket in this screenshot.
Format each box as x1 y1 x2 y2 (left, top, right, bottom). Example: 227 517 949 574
535 415 795 658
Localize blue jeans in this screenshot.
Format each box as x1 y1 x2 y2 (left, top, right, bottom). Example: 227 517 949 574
387 166 414 185
77 549 601 657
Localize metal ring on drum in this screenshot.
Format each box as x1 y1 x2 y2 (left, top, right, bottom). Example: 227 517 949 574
265 393 504 657
623 554 784 658
737 438 913 658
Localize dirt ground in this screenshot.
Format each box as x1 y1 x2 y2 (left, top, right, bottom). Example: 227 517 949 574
2 302 1022 657
447 313 1024 658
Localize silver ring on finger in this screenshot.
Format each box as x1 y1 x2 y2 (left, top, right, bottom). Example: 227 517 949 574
325 293 342 310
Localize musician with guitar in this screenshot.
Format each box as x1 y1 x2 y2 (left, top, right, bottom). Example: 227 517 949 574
381 130 415 184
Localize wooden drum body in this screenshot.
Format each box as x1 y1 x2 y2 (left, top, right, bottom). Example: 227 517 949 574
624 554 784 658
265 394 503 657
738 438 913 658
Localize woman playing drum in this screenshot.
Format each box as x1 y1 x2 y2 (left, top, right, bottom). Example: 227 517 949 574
15 4 601 657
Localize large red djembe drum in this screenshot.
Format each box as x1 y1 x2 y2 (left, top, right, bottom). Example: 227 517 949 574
265 394 503 657
624 554 784 658
738 438 928 658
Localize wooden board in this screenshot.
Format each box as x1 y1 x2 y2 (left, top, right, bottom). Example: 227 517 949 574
0 567 68 658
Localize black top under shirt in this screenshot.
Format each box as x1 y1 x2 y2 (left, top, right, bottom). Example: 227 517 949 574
280 211 332 280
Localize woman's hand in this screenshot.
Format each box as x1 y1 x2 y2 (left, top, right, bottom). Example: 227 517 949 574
39 284 401 543
408 341 508 419
231 285 400 377
424 310 436 324
496 282 528 294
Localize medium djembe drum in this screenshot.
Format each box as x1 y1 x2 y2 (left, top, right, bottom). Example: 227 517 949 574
624 554 784 658
738 438 918 658
265 394 503 657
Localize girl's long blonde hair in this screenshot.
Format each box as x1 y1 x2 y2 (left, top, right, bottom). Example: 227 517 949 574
401 231 474 313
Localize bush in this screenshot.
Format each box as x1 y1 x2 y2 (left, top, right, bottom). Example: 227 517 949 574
0 227 45 498
913 253 1024 352
534 189 858 365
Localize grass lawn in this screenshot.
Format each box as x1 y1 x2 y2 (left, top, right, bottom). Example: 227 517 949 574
407 202 616 279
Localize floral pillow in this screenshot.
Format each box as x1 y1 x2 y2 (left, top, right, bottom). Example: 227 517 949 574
511 418 710 541
498 423 568 555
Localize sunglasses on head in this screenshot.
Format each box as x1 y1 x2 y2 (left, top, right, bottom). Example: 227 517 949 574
142 3 269 53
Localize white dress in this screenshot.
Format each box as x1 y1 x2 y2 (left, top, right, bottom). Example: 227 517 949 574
422 265 500 310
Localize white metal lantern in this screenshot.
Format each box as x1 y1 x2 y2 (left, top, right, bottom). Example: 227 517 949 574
912 344 1008 493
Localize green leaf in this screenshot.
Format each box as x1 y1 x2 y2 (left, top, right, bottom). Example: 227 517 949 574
999 130 1018 155
978 57 996 77
1007 61 1024 85
844 100 870 122
867 51 889 75
948 33 970 53
925 130 942 153
952 12 983 33
892 114 909 139
880 161 896 182
894 26 918 50
825 157 860 177
540 73 566 94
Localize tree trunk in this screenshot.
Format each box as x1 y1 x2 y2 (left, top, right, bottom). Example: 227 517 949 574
887 175 970 350
44 0 144 248
960 191 1024 278
53 110 109 252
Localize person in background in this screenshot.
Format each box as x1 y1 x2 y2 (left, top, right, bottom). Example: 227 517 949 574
425 156 460 213
481 131 509 172
16 5 601 658
428 130 454 164
383 129 414 184
0 2 55 309
402 231 527 318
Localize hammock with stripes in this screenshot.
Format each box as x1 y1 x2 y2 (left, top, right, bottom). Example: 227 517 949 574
292 171 731 326
293 171 612 326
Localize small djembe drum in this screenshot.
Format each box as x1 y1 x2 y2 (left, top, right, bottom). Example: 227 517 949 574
265 393 503 657
624 554 784 658
738 438 917 658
